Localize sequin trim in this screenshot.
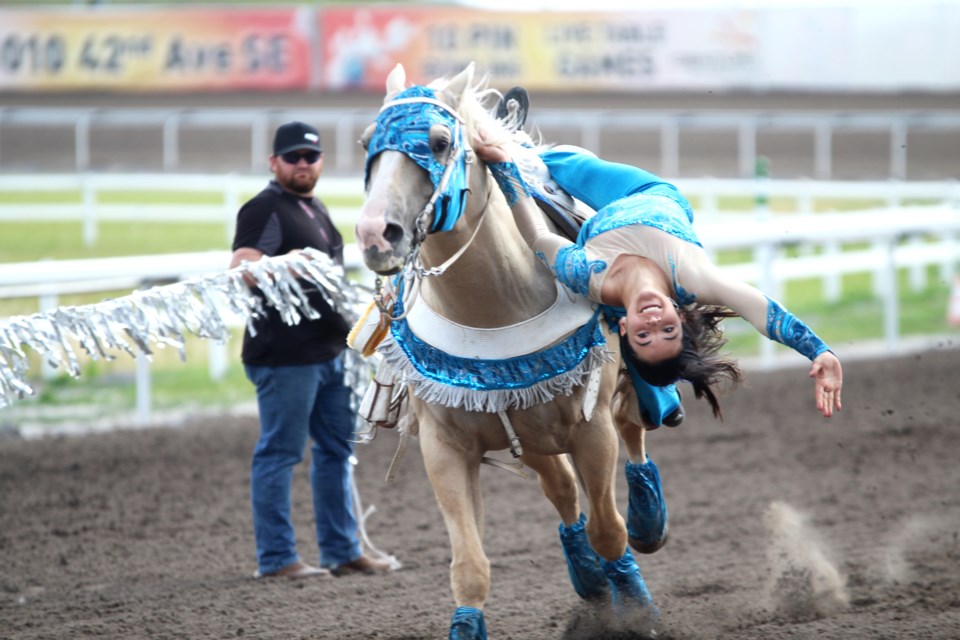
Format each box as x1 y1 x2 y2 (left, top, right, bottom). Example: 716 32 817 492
579 193 701 247
553 245 607 297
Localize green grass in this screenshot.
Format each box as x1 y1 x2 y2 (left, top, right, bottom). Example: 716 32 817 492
0 222 229 263
2 193 958 424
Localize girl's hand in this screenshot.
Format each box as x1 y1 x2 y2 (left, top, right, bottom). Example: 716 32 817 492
809 351 843 417
472 129 512 163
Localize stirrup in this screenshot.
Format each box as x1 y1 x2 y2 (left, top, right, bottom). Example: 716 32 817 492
496 86 529 132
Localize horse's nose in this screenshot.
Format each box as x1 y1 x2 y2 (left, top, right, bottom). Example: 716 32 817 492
356 215 386 251
356 215 406 252
383 222 404 244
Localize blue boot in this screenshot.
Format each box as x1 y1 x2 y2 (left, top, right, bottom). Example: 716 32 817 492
449 606 487 640
601 551 656 608
625 458 669 554
601 551 659 634
558 513 609 601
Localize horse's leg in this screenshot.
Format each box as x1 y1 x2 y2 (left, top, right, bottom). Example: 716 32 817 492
520 452 580 524
570 418 657 621
568 418 625 562
418 417 489 639
521 453 608 601
615 415 669 554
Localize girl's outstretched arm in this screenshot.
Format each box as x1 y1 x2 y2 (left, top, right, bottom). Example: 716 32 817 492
688 258 843 417
473 133 572 266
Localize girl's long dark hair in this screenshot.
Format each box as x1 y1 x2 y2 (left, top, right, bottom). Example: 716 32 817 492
620 304 743 420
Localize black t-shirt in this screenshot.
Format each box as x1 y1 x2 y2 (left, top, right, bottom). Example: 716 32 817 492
232 180 350 366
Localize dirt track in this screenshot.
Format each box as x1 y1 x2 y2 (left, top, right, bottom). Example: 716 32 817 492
2 348 959 640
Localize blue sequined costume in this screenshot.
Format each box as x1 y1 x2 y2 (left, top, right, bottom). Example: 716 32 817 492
539 148 831 363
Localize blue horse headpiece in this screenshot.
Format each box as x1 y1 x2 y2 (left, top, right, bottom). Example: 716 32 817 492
365 86 470 233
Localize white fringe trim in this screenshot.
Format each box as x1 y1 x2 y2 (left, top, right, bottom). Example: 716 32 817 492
377 336 615 413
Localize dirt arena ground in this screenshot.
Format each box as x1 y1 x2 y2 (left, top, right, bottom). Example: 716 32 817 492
2 347 959 640
2 84 959 638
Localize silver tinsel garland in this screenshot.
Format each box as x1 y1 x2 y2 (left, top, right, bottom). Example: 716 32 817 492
0 248 374 417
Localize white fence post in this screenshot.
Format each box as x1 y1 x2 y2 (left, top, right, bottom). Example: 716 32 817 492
814 121 832 180
882 238 900 351
163 113 180 172
225 174 239 243
823 240 841 302
75 114 91 172
82 175 97 247
335 115 356 174
208 340 228 382
890 121 908 181
661 119 679 178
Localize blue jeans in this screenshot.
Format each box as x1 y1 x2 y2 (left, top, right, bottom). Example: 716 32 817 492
245 357 362 575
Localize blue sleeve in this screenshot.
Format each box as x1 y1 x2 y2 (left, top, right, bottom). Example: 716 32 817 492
765 297 831 361
540 149 683 211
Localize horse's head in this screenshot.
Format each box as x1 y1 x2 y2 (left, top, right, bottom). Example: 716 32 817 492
355 63 494 276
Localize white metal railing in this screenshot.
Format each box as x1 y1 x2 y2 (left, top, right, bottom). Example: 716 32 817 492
0 174 364 246
2 107 959 179
3 202 958 410
2 167 958 422
1 173 958 248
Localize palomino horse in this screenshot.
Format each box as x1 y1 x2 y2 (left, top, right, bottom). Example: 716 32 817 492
355 63 661 639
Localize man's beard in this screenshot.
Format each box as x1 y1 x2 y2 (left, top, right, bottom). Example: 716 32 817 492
281 173 318 195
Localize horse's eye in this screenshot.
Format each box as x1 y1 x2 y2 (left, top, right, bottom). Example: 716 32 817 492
428 124 452 156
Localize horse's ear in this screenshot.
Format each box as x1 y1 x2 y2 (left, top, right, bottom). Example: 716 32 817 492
442 62 475 108
385 64 407 99
359 122 377 150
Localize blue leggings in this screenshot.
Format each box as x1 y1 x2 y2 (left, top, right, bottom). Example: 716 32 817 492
540 148 687 212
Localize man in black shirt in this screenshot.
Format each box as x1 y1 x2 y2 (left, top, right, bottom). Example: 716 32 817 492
230 121 393 579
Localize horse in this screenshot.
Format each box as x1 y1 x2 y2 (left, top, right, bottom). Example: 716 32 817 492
354 63 663 639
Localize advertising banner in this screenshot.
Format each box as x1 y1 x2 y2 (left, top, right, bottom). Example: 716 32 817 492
0 8 313 91
1 5 957 93
319 7 772 91
318 5 960 93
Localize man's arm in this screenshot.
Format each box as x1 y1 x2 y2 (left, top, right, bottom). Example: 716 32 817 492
229 247 265 287
229 247 265 270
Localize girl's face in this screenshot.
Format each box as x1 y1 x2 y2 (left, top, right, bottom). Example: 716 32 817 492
619 290 684 363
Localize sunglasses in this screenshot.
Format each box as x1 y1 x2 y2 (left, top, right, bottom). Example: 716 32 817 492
279 150 322 165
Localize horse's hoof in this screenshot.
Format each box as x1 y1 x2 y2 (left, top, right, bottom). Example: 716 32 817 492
601 551 659 634
559 513 610 601
449 605 487 640
625 458 669 554
630 529 670 555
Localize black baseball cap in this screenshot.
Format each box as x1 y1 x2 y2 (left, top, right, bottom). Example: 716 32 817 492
273 121 322 156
